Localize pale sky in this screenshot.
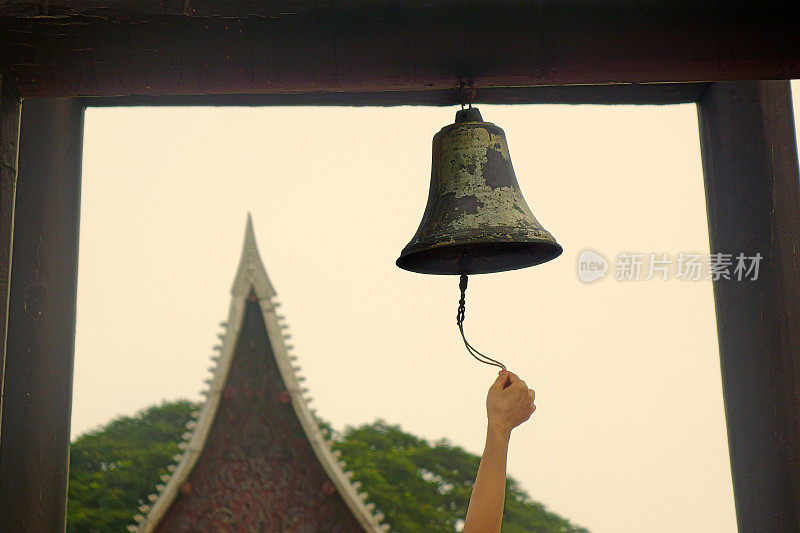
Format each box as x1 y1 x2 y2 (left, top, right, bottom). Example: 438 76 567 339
73 82 800 533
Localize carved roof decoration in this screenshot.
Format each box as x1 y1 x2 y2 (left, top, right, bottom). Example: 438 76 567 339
130 215 388 532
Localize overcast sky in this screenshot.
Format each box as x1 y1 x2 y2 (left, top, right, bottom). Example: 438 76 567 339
72 81 800 533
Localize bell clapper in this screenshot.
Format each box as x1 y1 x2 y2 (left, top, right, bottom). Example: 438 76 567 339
456 274 510 385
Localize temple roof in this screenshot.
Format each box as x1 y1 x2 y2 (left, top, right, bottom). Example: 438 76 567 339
131 215 388 532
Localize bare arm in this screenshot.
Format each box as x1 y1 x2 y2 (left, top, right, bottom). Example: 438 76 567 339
463 370 536 533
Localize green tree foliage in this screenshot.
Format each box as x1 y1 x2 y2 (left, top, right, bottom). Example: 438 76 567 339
67 400 197 533
329 421 588 533
68 402 588 532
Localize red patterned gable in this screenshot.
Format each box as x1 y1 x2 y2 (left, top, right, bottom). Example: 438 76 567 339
153 297 366 533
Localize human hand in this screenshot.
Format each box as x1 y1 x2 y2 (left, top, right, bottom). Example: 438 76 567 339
486 370 536 438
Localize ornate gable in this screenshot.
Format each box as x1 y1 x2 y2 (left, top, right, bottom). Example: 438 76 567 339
132 216 388 532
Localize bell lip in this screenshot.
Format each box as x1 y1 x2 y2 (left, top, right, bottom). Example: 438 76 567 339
399 225 560 256
395 240 563 275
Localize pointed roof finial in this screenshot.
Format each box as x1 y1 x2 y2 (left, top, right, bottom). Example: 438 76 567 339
231 213 276 299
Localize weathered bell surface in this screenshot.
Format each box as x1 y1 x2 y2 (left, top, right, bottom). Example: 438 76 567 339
396 107 562 275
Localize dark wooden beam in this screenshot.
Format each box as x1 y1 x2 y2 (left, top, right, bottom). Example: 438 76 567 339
0 98 83 532
82 83 710 107
0 0 533 17
0 1 796 97
0 75 21 446
697 81 800 532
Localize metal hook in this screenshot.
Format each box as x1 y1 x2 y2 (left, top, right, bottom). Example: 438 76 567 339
458 79 476 110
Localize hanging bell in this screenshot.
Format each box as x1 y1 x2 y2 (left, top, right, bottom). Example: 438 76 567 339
396 107 562 275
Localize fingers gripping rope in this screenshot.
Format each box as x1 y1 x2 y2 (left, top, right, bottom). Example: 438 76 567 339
456 274 507 370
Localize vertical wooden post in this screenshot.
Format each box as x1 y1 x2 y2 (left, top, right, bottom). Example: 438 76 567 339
0 75 21 444
697 81 800 532
0 99 83 532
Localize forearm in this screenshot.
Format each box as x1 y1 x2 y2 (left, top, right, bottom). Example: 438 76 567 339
463 425 510 533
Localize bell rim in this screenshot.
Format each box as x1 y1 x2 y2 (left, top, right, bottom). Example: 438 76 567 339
396 239 563 275
399 225 560 255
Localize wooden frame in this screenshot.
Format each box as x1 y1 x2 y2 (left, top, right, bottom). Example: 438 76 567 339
0 2 798 531
697 82 800 532
0 99 83 531
0 2 798 98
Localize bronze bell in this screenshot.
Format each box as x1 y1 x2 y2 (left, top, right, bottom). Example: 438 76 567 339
397 107 562 275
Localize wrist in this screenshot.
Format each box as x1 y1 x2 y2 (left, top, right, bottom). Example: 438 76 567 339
487 422 512 443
